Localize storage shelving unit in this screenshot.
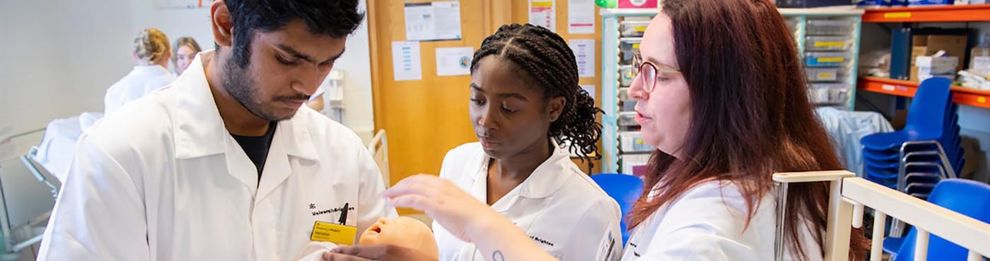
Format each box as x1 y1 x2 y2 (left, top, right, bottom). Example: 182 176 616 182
599 7 864 173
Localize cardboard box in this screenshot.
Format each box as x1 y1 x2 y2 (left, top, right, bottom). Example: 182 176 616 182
910 34 968 81
971 47 990 77
916 56 959 82
916 56 959 71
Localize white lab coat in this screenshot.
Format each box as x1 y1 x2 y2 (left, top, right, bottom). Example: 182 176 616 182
103 64 176 115
38 51 396 261
434 142 622 261
620 181 822 261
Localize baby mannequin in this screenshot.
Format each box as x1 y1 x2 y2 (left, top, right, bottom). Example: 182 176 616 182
294 217 438 260
359 216 438 258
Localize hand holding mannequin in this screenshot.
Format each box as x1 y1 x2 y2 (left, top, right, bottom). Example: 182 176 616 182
325 175 555 261
321 216 439 261
384 175 556 261
359 217 438 259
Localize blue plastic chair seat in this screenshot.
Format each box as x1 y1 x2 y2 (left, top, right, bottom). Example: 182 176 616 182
883 237 905 254
887 179 990 261
862 129 961 152
861 78 958 157
862 136 961 159
591 173 644 245
862 143 963 170
861 130 939 151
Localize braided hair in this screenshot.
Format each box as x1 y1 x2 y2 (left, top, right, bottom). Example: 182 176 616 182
133 28 170 63
471 24 603 166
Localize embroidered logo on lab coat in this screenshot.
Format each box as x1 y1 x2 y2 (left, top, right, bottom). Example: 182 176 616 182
529 235 555 247
309 202 355 225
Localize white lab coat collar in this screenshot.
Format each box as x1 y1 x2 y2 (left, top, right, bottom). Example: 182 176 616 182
171 50 318 161
470 141 573 212
132 64 172 75
170 51 320 194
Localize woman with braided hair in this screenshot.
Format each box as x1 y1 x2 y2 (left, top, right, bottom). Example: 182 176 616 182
429 23 620 261
325 24 621 261
103 28 176 115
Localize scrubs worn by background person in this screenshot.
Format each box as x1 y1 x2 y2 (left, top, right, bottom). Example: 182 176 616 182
37 1 396 260
103 28 176 115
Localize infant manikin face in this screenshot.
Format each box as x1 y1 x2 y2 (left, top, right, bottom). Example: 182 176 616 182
359 217 438 259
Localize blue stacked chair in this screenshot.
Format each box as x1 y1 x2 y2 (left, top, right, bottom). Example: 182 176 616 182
881 179 990 261
590 173 644 245
860 77 963 198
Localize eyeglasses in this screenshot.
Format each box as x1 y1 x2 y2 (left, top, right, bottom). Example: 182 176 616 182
632 49 680 93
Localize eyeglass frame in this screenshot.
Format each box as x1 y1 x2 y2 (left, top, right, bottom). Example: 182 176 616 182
632 49 681 93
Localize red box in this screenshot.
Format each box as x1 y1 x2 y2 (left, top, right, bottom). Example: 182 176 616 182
619 0 659 8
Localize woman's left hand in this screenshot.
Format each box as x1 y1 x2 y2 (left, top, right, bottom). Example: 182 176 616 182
384 174 503 243
322 244 434 261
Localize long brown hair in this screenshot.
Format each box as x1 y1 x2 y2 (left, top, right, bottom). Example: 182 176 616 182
626 0 868 259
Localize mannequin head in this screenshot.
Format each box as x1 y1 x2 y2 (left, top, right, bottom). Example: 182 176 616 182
358 217 438 259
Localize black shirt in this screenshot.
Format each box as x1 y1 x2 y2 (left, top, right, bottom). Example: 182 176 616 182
231 122 277 180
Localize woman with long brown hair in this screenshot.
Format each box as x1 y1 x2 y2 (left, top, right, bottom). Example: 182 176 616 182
328 0 868 260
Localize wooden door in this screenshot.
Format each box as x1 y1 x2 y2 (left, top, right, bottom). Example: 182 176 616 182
367 0 511 214
368 2 602 215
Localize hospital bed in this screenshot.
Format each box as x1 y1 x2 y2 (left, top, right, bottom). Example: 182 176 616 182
367 129 390 188
0 128 61 259
774 170 990 260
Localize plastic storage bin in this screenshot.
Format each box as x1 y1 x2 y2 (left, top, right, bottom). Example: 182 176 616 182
620 42 637 65
619 132 652 153
618 112 638 127
805 68 843 82
619 65 635 87
620 153 651 175
620 21 649 37
806 19 854 36
809 83 850 104
620 100 637 112
806 36 853 51
618 88 636 111
805 52 851 67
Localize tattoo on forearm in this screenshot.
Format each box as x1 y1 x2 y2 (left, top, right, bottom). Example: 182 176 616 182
492 250 505 261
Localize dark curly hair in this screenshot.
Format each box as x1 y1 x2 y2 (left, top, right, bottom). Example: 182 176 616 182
470 24 603 166
223 0 365 68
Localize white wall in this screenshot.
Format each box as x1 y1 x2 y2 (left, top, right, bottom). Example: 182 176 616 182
337 0 376 138
0 0 375 144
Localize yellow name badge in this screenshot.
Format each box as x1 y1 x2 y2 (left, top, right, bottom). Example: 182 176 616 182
310 221 357 245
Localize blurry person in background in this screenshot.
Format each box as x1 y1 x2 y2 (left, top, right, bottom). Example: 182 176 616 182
103 28 175 115
172 36 203 76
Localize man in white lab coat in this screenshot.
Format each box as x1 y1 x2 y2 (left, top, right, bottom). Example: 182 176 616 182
38 1 395 260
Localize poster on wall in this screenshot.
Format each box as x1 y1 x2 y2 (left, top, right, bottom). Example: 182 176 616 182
569 39 596 78
392 41 423 81
157 0 211 9
404 1 463 41
618 0 658 8
580 84 596 101
435 47 473 76
568 0 596 34
528 0 556 32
